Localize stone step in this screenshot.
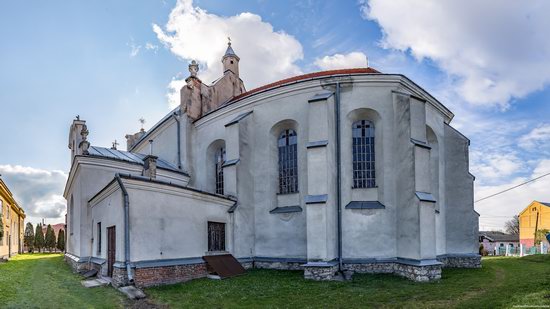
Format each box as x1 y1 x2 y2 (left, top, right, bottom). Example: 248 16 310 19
81 278 110 288
118 285 147 300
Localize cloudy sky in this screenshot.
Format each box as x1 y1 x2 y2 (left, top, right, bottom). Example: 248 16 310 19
1 0 549 229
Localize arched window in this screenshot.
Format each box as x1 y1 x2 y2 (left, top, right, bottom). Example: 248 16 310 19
215 147 225 195
352 120 375 188
278 129 298 194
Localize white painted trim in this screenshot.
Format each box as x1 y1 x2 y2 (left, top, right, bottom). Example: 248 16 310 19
88 181 120 207
133 116 178 153
122 178 235 207
63 155 189 198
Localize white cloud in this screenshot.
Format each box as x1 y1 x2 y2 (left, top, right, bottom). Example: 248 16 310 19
153 0 303 103
167 75 186 109
361 0 550 108
127 38 141 58
471 152 525 182
145 42 159 53
519 124 550 150
475 159 550 231
0 165 67 225
314 52 368 70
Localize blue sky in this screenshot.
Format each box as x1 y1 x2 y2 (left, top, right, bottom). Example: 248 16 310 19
1 0 549 228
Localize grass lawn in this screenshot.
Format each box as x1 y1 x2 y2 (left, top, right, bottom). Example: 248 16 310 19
0 253 128 308
1 254 550 308
146 255 550 308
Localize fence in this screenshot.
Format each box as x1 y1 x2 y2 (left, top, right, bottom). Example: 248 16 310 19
492 243 548 256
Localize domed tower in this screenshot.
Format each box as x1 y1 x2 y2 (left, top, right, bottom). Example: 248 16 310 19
222 39 240 77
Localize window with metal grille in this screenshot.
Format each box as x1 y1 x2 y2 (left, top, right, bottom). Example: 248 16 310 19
352 120 376 188
97 222 101 254
278 129 298 194
69 195 74 235
215 147 225 195
208 221 225 251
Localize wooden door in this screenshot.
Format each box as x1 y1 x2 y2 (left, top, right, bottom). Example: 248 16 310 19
107 226 116 277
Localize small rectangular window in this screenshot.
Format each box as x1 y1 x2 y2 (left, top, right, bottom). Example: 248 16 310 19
97 222 102 254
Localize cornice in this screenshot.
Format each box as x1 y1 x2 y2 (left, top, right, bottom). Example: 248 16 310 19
194 74 454 128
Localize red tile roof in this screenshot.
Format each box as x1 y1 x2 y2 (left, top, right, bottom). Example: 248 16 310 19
42 223 65 237
227 67 380 104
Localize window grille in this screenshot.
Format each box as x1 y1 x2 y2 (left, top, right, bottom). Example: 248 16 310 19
97 222 101 254
208 222 226 251
352 120 376 188
278 129 298 194
215 147 225 195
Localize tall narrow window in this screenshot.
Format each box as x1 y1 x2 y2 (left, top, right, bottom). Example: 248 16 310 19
97 222 102 255
278 129 298 194
69 196 74 234
352 120 375 188
215 147 225 195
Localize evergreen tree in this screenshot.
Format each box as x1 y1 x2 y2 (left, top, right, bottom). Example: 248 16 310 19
57 229 65 252
24 223 35 253
44 224 56 252
34 224 44 253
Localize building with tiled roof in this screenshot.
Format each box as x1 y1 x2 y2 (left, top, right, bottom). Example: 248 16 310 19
64 41 478 287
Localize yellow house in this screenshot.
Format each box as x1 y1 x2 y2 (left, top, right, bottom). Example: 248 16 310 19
519 201 550 247
0 176 26 259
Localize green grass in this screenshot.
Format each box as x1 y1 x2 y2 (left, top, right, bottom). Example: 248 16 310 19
0 253 128 308
146 255 550 308
1 254 550 308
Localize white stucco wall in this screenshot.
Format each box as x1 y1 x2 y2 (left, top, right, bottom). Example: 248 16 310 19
67 73 478 265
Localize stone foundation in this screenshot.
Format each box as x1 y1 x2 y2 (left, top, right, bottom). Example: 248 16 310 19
437 255 481 268
343 261 442 282
64 254 88 273
112 266 130 288
303 263 339 281
255 261 304 270
344 262 394 274
65 254 476 286
393 263 442 282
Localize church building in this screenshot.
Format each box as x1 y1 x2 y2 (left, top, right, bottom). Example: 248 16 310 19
64 42 480 287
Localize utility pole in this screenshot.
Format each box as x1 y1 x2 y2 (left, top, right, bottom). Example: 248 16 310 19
533 210 540 247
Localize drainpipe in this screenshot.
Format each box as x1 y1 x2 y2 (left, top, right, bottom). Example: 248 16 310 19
115 174 134 284
335 82 343 272
172 111 182 170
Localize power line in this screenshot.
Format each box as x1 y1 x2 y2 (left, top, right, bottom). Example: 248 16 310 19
475 171 550 204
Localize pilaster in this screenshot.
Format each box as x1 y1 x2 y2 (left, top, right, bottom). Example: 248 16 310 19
393 92 437 262
305 92 336 263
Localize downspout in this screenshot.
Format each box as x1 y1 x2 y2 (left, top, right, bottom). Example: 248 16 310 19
335 82 343 272
115 174 134 284
172 111 182 170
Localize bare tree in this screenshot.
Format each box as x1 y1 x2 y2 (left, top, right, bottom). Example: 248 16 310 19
504 215 520 235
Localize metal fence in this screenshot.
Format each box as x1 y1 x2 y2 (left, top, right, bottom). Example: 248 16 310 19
492 244 548 256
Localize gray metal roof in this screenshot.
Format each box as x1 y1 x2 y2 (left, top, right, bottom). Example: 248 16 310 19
540 202 550 207
345 201 385 209
224 44 237 57
269 206 303 214
479 231 519 242
87 146 182 174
